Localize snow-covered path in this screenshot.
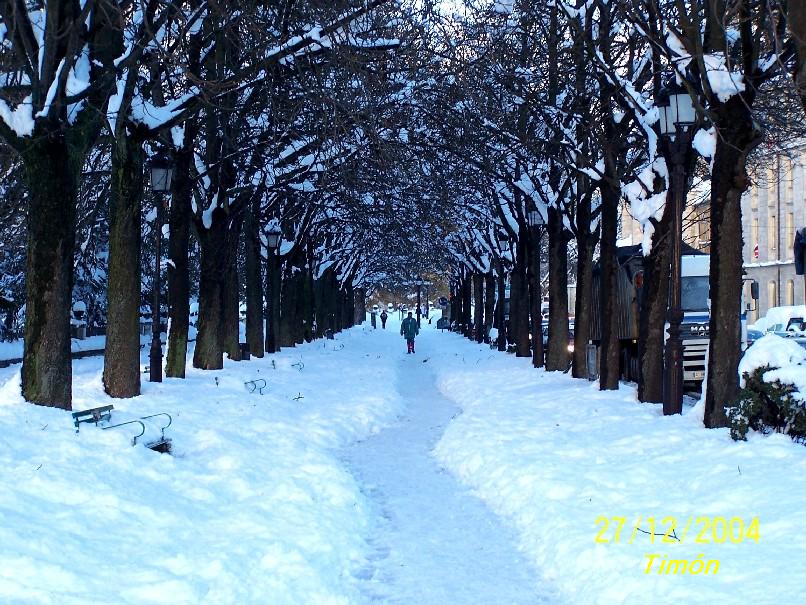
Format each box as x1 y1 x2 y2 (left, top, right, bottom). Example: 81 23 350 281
343 327 559 605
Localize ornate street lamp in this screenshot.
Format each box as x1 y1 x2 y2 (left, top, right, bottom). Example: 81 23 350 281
148 152 174 383
265 227 282 251
657 80 696 415
265 225 282 353
527 207 545 368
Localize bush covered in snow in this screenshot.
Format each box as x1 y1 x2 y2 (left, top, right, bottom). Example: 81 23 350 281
729 365 806 443
730 334 806 443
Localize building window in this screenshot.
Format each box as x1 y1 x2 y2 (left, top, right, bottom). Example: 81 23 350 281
787 280 795 305
751 218 759 259
786 158 795 201
786 212 795 258
768 214 777 255
768 280 778 309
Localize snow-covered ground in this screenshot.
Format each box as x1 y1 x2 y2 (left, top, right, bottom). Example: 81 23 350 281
0 324 403 604
2 314 803 604
342 321 559 605
430 331 806 605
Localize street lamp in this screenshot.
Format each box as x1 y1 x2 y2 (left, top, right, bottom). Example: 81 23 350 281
657 80 696 415
148 152 173 383
527 207 545 368
414 278 424 328
265 225 282 353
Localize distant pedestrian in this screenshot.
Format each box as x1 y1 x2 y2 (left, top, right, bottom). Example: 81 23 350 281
400 311 419 354
380 310 388 329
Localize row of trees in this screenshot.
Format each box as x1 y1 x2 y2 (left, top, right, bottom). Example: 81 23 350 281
3 0 806 428
425 0 806 427
0 0 458 410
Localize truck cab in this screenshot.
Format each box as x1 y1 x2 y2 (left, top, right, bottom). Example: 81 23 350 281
678 254 710 383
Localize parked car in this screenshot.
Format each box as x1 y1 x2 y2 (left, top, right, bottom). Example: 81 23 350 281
746 327 764 347
540 320 575 353
775 317 806 350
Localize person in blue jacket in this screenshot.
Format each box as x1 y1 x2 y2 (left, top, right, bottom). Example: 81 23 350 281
400 312 419 354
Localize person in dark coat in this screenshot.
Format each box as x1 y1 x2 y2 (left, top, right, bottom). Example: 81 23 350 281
380 310 388 329
400 311 419 354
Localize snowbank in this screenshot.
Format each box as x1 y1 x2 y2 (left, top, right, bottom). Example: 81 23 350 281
0 325 403 604
429 331 806 605
738 333 806 382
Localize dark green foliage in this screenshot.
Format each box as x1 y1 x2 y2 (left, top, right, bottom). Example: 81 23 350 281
729 366 806 444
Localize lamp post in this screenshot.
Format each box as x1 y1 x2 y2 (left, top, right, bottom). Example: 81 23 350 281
415 278 424 328
148 153 174 383
657 80 696 415
527 207 545 368
265 226 282 353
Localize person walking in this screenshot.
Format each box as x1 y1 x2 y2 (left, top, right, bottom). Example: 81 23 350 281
400 311 419 354
380 309 388 329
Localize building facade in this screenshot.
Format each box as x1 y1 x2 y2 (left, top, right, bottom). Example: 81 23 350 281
619 152 806 325
741 146 806 323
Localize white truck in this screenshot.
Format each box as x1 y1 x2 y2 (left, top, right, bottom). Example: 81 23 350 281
589 246 752 384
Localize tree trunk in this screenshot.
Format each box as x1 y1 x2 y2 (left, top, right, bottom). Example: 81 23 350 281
513 237 531 357
166 139 193 378
340 285 351 333
462 273 472 338
454 277 463 331
528 231 544 367
705 98 759 427
223 266 241 360
546 208 570 371
638 204 673 403
103 134 143 398
599 183 621 390
450 279 459 329
222 233 241 361
313 272 327 336
303 266 315 341
790 1 806 114
484 272 495 342
572 232 596 378
497 268 507 352
21 137 78 409
344 280 355 330
473 272 484 343
244 199 264 357
280 264 298 347
328 270 339 333
354 287 366 325
193 209 229 370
